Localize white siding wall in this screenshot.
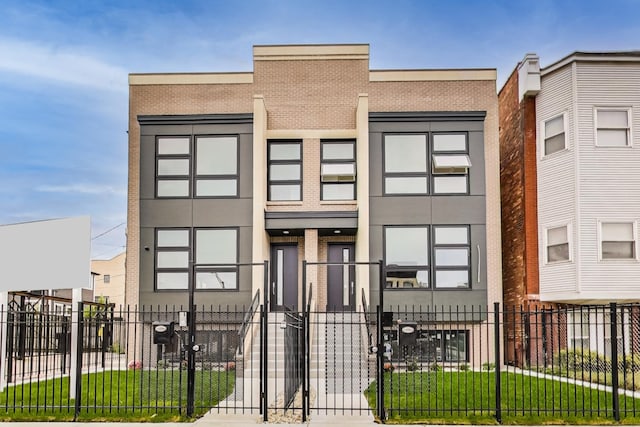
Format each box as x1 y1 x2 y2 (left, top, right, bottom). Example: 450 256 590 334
574 62 640 300
537 65 578 297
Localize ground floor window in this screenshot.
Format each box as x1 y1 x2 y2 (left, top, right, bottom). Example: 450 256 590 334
387 328 469 363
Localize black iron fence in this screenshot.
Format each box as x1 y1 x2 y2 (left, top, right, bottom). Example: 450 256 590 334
2 296 640 423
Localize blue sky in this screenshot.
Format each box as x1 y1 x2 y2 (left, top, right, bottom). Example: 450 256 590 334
1 0 639 259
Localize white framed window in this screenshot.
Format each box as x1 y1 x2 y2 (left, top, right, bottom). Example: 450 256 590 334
595 108 632 147
599 221 637 260
541 113 566 156
545 224 571 263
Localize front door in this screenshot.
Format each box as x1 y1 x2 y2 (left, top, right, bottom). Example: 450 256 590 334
327 243 355 311
271 244 298 311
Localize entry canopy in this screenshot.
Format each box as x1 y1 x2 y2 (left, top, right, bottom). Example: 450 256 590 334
0 216 91 292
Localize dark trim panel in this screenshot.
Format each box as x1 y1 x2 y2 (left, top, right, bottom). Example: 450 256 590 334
265 211 358 219
138 114 253 125
369 111 486 122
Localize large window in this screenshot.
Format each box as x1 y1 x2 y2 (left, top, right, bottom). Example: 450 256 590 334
433 226 470 288
154 228 238 291
432 133 470 194
156 135 239 198
385 226 430 288
546 225 570 263
195 136 238 197
384 134 428 195
595 108 631 147
321 140 356 200
600 222 636 260
543 114 566 156
389 329 469 362
268 141 302 201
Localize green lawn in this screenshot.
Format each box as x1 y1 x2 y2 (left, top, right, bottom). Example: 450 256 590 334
0 369 235 422
365 371 640 424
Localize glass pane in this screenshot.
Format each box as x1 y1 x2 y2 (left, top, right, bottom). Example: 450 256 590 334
602 223 633 240
196 137 237 175
196 179 237 196
157 251 189 268
545 133 565 155
598 110 628 128
444 331 467 362
343 249 349 306
270 164 300 180
195 271 237 289
433 134 466 152
548 243 569 262
321 163 355 176
157 180 189 197
433 176 467 193
385 135 427 173
270 143 300 160
602 242 634 259
545 116 564 137
157 229 189 247
432 155 471 169
277 249 283 305
196 229 236 264
598 129 628 146
435 227 468 244
270 184 300 201
385 270 429 288
435 270 469 288
548 226 568 245
158 137 190 155
386 227 428 266
156 272 188 290
158 159 189 176
385 177 427 194
322 183 354 200
323 142 354 160
435 248 469 266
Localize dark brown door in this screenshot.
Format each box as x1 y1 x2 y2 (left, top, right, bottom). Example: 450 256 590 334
327 243 355 311
271 244 298 311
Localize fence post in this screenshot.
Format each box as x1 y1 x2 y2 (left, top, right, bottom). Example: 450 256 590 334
74 302 84 420
494 302 502 423
610 302 620 422
376 304 386 422
261 303 268 422
301 261 307 423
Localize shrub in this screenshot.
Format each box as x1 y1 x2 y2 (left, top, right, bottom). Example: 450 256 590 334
429 362 442 372
127 360 143 370
553 349 611 373
383 362 395 372
482 362 495 371
406 357 420 372
458 363 470 371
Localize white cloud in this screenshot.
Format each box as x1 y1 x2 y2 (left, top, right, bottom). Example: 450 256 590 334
36 183 126 196
0 37 127 93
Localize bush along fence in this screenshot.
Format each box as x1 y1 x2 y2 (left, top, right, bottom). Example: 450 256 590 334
2 291 640 423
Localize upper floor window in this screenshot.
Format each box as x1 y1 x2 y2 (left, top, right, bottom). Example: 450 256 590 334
542 114 566 156
321 140 356 200
155 135 239 198
156 137 191 198
195 136 238 197
546 224 570 263
268 140 302 201
154 227 238 291
595 108 631 147
432 133 470 194
600 222 636 260
384 134 428 195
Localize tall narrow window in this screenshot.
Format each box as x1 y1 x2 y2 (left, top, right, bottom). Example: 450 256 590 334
432 133 470 194
433 226 470 288
384 134 428 195
268 141 302 201
195 136 238 197
546 225 570 263
543 114 566 155
596 108 631 147
156 137 191 197
321 140 356 200
384 226 429 288
601 222 636 259
155 229 190 290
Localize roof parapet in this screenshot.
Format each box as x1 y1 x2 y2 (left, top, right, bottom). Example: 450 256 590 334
518 53 540 101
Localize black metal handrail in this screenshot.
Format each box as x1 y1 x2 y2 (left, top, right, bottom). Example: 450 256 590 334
238 289 260 355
